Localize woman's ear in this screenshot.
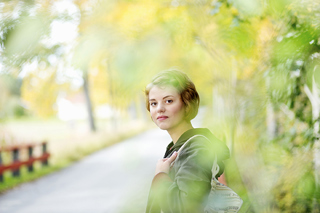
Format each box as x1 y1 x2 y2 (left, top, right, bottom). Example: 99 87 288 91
184 104 190 117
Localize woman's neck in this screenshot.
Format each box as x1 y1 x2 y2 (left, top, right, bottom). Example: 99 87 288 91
168 122 194 144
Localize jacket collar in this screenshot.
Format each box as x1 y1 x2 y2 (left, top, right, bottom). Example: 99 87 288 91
164 128 230 161
164 128 211 155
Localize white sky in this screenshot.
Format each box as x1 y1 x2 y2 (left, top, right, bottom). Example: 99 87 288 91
50 0 79 44
50 20 78 44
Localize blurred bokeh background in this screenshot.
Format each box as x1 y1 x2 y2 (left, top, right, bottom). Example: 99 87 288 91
0 0 320 212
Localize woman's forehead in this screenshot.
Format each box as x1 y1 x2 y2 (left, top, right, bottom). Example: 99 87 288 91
148 85 180 99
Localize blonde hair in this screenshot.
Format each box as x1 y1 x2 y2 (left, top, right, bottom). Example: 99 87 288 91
145 70 200 121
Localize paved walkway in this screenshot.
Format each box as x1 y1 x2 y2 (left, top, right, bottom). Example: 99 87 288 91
0 109 204 213
0 129 170 213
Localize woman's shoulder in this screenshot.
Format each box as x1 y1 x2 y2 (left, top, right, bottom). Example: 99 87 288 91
187 134 212 147
182 136 215 158
181 128 230 161
181 128 218 146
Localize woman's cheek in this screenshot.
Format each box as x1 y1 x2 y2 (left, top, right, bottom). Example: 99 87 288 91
150 111 156 123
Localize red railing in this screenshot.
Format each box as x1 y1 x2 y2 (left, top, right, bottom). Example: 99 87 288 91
0 142 50 182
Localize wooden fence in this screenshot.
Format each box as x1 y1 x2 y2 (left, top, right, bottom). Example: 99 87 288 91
0 142 50 182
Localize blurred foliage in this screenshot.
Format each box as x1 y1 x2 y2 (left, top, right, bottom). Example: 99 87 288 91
0 74 25 119
1 0 320 212
20 68 71 118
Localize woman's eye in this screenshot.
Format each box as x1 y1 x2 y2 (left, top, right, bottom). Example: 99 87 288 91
166 100 173 104
150 102 157 106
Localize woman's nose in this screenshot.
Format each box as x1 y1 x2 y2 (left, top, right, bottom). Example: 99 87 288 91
157 103 165 113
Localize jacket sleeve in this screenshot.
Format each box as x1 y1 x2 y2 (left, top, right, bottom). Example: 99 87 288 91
146 137 214 213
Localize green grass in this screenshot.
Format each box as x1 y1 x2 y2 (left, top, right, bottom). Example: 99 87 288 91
0 162 66 193
0 124 151 194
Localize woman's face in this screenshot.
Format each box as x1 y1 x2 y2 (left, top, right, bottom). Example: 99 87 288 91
148 85 187 132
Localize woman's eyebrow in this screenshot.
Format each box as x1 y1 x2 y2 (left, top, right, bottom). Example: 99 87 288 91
149 95 174 101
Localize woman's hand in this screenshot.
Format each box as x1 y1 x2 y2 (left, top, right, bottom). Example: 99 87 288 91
155 151 178 175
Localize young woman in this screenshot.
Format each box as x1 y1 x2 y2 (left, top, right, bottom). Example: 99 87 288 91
145 70 230 213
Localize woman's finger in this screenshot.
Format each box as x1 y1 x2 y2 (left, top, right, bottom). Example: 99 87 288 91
166 151 178 164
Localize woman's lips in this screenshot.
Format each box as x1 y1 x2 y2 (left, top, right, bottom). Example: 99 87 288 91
157 116 168 121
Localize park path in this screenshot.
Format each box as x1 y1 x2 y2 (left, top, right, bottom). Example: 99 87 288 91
0 110 204 213
0 129 170 213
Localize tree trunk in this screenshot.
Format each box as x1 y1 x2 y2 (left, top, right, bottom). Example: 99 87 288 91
83 71 96 132
106 59 117 131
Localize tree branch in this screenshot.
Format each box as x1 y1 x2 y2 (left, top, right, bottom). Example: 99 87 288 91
304 84 316 107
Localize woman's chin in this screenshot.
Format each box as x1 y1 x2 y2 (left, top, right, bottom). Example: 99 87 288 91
157 124 168 130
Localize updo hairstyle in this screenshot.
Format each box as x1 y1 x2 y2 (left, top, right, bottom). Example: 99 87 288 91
145 70 200 121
